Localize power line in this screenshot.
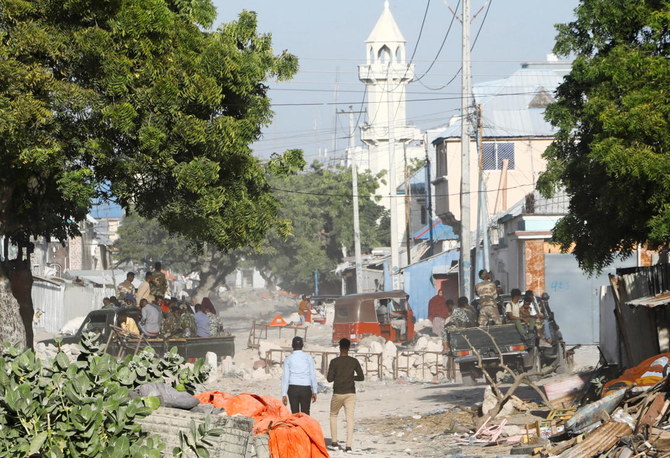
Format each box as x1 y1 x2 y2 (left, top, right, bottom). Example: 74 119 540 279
271 181 536 200
270 89 551 107
417 0 493 91
414 0 461 83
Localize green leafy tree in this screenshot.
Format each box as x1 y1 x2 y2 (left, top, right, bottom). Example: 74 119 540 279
249 163 389 294
538 0 670 272
114 213 239 301
0 0 301 347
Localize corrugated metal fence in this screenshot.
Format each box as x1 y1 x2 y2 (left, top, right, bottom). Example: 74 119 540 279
33 279 115 333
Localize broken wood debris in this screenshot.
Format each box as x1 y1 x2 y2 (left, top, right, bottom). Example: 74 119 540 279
530 373 670 457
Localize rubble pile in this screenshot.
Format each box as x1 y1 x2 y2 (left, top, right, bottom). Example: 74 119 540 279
393 336 445 382
533 381 670 457
34 341 81 361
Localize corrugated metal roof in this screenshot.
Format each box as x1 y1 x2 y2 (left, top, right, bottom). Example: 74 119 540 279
627 291 670 308
433 66 570 142
493 188 570 223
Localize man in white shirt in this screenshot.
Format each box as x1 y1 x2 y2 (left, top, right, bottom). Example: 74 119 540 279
281 336 318 415
506 289 542 337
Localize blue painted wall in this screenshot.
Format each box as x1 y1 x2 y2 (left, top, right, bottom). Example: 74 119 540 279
403 251 459 319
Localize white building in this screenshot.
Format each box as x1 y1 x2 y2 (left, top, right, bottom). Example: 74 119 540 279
431 59 572 230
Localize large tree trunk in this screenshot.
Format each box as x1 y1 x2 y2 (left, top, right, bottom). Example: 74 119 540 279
0 261 27 349
191 250 238 304
8 260 34 349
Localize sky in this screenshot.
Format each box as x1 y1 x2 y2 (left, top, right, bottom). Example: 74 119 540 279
212 0 580 164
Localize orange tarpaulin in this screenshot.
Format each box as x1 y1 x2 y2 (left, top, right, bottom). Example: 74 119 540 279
602 353 670 397
194 391 329 458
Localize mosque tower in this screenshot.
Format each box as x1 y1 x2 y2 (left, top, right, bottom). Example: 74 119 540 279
359 1 422 271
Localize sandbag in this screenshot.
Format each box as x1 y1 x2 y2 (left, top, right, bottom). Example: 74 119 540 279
137 382 200 410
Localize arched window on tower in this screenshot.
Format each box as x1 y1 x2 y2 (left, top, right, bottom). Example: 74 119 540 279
395 46 402 63
377 45 391 64
369 46 374 64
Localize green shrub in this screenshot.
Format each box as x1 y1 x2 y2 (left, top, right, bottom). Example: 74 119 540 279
0 332 210 456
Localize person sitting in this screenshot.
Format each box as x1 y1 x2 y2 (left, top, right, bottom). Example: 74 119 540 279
505 288 529 337
139 298 162 337
161 306 183 337
178 303 196 337
520 292 553 346
389 298 408 339
445 296 477 330
118 312 140 336
194 304 211 337
442 296 477 354
201 297 220 336
376 299 389 324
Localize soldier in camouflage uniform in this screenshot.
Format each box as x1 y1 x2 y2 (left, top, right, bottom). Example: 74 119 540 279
150 261 168 299
178 304 196 338
117 272 136 301
161 307 182 337
441 296 477 381
475 269 502 326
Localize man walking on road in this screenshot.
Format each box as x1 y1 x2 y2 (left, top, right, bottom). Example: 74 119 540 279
281 336 318 415
327 338 364 453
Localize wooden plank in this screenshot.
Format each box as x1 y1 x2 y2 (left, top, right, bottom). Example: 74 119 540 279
563 421 632 458
638 393 668 430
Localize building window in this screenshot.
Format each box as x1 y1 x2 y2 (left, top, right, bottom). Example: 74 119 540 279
420 205 427 225
436 144 447 177
482 142 515 170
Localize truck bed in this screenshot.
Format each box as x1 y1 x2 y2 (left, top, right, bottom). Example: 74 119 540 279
448 324 530 358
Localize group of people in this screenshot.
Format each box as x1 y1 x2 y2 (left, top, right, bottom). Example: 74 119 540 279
101 264 222 339
428 269 554 346
281 336 364 453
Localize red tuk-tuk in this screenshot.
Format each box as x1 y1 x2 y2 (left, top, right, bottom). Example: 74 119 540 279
332 291 415 344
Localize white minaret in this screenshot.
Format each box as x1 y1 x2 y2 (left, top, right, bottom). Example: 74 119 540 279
359 1 421 276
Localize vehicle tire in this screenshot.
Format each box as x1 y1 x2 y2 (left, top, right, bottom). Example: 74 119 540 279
459 363 478 386
461 372 476 386
485 367 500 383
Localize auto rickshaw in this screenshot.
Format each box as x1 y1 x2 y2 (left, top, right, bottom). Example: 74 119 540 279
332 290 415 344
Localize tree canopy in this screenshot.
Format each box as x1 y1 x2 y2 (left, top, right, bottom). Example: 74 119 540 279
538 0 670 272
0 0 301 252
114 212 239 300
114 213 201 274
249 164 390 294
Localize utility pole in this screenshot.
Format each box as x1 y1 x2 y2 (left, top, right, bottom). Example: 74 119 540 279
424 132 435 257
477 105 490 271
348 108 364 293
387 65 401 290
459 0 473 299
404 143 411 266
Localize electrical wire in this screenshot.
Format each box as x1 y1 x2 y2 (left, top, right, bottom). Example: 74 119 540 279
417 0 493 91
271 181 536 200
414 0 461 84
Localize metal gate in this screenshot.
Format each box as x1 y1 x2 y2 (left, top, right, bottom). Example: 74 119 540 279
544 254 636 345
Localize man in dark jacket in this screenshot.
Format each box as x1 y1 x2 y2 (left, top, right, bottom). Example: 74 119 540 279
327 338 364 452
